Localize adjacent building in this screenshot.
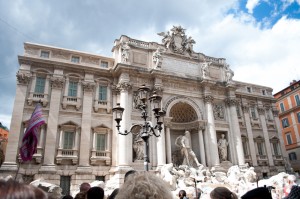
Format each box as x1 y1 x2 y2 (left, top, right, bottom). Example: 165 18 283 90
0 26 287 194
0 122 9 166
274 80 300 172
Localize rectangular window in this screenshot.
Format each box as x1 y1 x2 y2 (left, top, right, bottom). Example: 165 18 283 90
34 77 46 93
286 133 292 145
295 95 300 106
60 176 71 196
68 81 78 97
96 176 105 182
247 87 251 93
236 106 241 117
250 107 256 119
242 142 248 156
40 51 49 58
257 142 264 156
101 61 108 68
262 90 266 95
273 143 280 156
282 118 289 128
280 103 285 112
96 134 106 151
71 56 80 63
99 86 107 101
63 131 74 149
289 152 297 161
297 112 300 123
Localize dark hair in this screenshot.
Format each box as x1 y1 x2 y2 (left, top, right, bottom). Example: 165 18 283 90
210 187 238 199
79 182 91 192
0 179 48 199
241 187 272 199
62 195 73 199
124 170 136 182
108 188 119 199
179 190 187 199
74 191 86 199
87 187 104 199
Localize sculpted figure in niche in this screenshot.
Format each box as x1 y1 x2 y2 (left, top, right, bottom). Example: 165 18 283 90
121 42 130 63
152 47 165 68
224 64 234 83
175 130 201 167
201 61 211 79
133 134 144 161
218 134 229 161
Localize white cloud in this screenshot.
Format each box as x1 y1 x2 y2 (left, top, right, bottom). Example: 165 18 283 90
246 0 261 14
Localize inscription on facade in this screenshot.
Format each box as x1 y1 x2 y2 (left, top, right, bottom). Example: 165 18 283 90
133 52 147 65
162 58 199 76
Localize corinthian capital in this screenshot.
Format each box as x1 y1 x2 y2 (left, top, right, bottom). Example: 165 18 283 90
16 71 31 85
257 107 265 115
242 104 249 113
225 98 238 106
82 81 95 92
50 76 65 89
117 82 132 91
204 95 214 104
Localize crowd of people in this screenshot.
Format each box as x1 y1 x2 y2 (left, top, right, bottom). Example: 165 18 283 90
0 171 299 199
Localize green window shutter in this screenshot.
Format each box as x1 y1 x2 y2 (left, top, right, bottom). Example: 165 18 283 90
96 134 106 151
99 86 107 100
68 81 78 97
64 131 74 149
35 77 46 93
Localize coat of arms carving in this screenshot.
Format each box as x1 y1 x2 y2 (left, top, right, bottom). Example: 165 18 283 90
158 25 195 55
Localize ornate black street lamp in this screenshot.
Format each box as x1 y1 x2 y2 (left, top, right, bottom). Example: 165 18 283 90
112 85 165 171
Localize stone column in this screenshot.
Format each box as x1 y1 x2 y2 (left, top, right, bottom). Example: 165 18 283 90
59 129 63 148
64 76 69 96
2 71 31 169
157 126 166 166
42 75 65 167
117 82 132 166
272 109 288 158
30 73 36 93
242 104 258 166
78 81 95 167
165 127 172 163
198 128 206 166
111 85 119 166
204 95 220 166
44 75 50 95
258 107 274 166
226 98 245 166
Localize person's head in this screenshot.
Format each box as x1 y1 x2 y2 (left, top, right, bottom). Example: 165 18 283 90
0 179 48 199
124 170 136 182
79 182 91 192
241 187 272 199
74 191 86 199
179 190 187 199
210 187 238 199
62 195 73 199
86 187 104 199
116 172 173 199
195 188 201 199
108 188 119 199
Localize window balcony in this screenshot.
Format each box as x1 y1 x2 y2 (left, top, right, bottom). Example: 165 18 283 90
18 146 44 164
93 100 111 113
56 148 78 165
62 96 81 110
27 92 49 107
90 150 111 166
257 155 267 160
244 155 251 161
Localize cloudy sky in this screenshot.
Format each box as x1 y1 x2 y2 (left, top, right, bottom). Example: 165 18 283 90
1 0 300 129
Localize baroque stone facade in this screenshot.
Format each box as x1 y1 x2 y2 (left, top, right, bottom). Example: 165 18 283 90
0 26 287 194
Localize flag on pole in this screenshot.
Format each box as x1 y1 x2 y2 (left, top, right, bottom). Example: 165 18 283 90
20 103 45 161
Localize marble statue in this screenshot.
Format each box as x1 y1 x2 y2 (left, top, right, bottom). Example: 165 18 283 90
157 31 172 49
121 42 130 63
201 61 211 79
183 36 195 54
218 134 229 161
133 134 144 161
175 130 201 167
152 47 165 68
224 64 234 83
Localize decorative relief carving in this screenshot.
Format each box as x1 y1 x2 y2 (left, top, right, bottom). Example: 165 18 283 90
50 76 65 89
204 95 214 104
213 104 225 120
225 98 238 106
24 47 39 56
152 47 165 68
121 42 130 63
111 84 119 95
257 107 265 115
165 96 201 118
82 81 95 92
16 72 31 85
200 61 211 79
117 82 132 91
52 50 70 60
81 57 99 65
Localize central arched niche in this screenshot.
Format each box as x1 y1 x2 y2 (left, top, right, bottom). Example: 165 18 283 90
169 102 200 166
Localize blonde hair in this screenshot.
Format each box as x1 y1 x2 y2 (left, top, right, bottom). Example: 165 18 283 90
115 172 172 199
210 187 238 199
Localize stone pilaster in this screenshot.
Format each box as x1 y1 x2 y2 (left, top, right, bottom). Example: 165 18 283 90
242 103 258 166
272 108 288 158
225 98 245 166
258 107 274 166
156 126 166 167
204 95 220 166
